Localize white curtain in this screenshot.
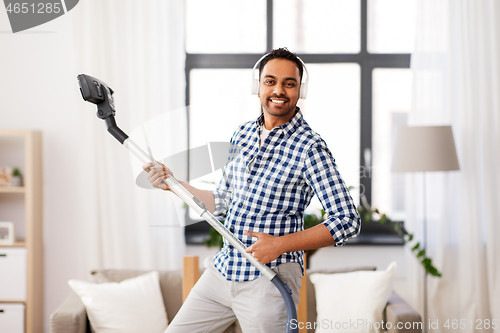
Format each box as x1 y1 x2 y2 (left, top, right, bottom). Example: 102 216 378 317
71 0 187 272
408 0 500 332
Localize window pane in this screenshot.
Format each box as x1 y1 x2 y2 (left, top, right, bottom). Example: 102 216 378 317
301 63 360 208
186 0 267 53
368 0 416 53
273 0 360 54
189 68 260 186
189 69 261 219
372 69 412 219
189 69 261 148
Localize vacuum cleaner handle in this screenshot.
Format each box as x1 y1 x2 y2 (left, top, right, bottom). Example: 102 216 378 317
124 139 277 280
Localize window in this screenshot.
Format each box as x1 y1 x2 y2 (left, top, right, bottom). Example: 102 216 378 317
184 0 414 244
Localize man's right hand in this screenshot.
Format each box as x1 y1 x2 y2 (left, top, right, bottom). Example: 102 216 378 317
142 162 174 191
142 162 216 213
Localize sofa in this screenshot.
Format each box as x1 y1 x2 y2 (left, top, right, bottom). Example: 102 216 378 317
50 256 422 333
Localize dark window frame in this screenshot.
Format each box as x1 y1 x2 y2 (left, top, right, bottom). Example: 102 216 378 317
184 0 409 245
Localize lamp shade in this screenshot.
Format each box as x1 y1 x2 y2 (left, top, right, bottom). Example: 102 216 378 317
392 125 460 173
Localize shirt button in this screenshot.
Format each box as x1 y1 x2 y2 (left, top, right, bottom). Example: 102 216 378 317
247 179 251 183
229 248 233 252
239 203 243 207
230 226 234 230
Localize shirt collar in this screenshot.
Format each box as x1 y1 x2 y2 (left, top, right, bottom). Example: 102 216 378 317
255 107 303 138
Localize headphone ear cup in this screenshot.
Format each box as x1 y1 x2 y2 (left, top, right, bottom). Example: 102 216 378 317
251 76 259 95
251 53 268 95
300 82 308 99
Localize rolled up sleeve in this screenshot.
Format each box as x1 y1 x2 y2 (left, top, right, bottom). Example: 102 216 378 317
303 146 361 246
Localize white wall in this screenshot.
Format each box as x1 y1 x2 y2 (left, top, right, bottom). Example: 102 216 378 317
0 9 88 333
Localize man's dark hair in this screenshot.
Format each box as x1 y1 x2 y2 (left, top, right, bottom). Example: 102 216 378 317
258 48 304 82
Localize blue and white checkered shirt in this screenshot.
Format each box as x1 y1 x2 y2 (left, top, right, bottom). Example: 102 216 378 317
211 108 361 281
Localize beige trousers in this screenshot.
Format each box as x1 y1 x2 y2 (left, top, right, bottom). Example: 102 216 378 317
165 256 302 333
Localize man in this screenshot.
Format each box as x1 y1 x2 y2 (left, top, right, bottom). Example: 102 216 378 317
144 48 360 333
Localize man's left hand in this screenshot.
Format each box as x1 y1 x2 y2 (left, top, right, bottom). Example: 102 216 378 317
244 230 283 264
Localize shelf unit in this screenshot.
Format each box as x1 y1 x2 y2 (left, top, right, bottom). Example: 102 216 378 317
0 187 26 193
0 130 43 333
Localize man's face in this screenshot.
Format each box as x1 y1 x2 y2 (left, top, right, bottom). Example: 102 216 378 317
258 58 301 123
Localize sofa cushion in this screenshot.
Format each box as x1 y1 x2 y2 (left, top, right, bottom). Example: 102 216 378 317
68 271 168 333
91 268 183 323
91 268 243 333
309 262 397 333
306 266 377 325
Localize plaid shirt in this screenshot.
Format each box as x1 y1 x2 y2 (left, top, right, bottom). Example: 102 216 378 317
211 108 360 281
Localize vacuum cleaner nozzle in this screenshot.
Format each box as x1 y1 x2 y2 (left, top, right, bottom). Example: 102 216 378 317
77 74 112 104
77 74 128 144
77 74 116 119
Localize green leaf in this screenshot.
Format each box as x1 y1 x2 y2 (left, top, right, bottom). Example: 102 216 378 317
204 227 224 249
204 220 225 249
429 268 442 277
304 214 320 229
417 249 426 258
412 242 420 251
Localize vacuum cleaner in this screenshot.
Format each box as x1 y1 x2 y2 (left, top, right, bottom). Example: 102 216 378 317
77 74 299 333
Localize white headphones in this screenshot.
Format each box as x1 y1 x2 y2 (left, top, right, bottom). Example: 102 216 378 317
251 53 309 99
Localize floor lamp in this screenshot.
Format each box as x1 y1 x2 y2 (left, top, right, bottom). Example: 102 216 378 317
391 125 460 332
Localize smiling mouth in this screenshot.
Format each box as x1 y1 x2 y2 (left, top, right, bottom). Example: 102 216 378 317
269 98 288 104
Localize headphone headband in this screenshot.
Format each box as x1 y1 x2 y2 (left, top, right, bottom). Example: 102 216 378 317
251 53 309 99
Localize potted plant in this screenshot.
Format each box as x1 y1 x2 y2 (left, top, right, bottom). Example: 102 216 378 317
11 167 22 187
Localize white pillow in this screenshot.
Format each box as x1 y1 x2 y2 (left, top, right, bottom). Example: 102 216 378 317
68 271 168 333
309 262 397 333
